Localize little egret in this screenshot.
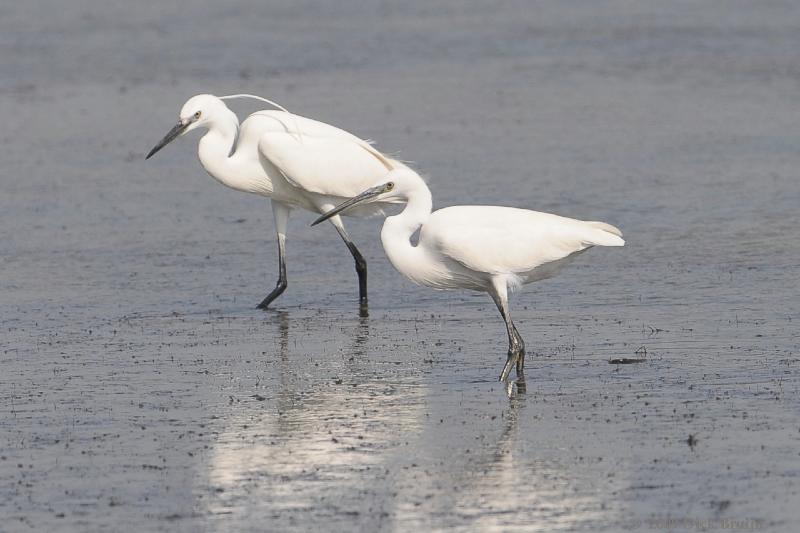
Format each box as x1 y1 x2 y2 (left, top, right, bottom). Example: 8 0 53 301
312 168 625 382
146 94 406 315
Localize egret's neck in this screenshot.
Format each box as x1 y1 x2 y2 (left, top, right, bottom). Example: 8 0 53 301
197 109 251 191
381 185 433 282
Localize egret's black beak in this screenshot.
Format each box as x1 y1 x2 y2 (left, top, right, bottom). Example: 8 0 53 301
311 183 394 226
146 121 189 160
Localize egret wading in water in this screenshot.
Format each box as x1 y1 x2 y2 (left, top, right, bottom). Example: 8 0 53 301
313 168 625 383
146 94 407 316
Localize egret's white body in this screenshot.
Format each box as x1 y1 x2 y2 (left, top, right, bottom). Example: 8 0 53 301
147 94 405 314
314 168 625 382
384 204 623 291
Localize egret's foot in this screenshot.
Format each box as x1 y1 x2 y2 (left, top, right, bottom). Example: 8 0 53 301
256 283 287 310
359 301 369 318
499 349 521 382
499 345 527 382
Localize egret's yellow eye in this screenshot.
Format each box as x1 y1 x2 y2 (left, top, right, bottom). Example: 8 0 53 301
194 111 202 119
386 182 395 190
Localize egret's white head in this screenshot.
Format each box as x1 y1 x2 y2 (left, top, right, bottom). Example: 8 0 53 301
311 168 427 226
146 94 230 159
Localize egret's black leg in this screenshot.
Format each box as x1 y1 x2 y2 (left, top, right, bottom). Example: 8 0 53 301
498 311 526 382
510 321 526 389
490 280 526 382
345 241 368 315
257 200 290 310
257 235 287 309
330 219 369 317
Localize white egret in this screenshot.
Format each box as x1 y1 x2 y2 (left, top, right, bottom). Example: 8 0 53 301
313 168 625 382
146 94 406 315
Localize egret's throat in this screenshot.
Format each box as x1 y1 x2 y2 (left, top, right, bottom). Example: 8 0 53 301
197 108 266 194
380 185 433 282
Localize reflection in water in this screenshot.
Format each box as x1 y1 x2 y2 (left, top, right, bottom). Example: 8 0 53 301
351 315 370 359
202 312 428 525
275 310 289 360
446 400 607 531
507 375 526 398
200 314 609 530
388 397 609 531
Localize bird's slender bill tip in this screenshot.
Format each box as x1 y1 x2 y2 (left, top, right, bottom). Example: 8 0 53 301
310 184 392 228
145 121 188 161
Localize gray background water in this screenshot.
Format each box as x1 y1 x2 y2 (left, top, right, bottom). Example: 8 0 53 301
1 1 798 531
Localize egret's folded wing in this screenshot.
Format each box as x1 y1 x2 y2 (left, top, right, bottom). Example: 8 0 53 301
426 206 624 275
258 131 396 198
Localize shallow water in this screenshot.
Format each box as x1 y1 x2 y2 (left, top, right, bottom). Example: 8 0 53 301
2 1 799 531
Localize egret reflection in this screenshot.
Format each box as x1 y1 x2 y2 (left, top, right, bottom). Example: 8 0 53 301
385 398 610 530
199 315 609 530
202 312 427 522
447 402 608 531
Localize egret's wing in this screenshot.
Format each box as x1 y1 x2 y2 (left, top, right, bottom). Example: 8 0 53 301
425 206 624 275
258 129 398 198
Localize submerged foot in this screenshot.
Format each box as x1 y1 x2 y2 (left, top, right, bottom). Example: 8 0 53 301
499 350 520 382
257 282 288 310
499 345 527 382
256 294 279 310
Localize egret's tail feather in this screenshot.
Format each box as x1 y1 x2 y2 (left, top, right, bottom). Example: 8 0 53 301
586 221 625 246
588 221 623 237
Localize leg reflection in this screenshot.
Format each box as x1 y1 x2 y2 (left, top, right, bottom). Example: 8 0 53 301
275 310 290 361
352 315 370 359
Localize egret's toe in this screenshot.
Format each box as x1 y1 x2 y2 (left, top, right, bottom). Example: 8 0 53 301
499 350 519 382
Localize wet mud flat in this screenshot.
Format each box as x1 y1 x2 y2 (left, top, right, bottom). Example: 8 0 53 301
2 0 800 531
2 302 797 532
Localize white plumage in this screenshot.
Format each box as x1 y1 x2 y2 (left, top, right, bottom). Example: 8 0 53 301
146 94 406 314
424 206 624 285
313 168 624 383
